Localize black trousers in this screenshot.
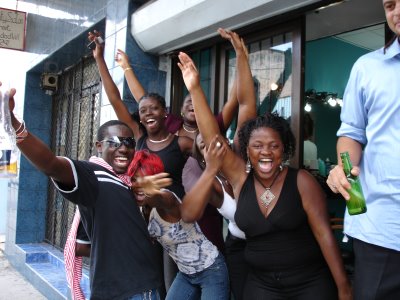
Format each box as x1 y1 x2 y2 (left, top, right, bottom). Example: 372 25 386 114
225 232 248 300
353 238 400 300
243 262 337 300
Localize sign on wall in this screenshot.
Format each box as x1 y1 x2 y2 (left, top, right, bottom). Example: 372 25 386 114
0 8 26 51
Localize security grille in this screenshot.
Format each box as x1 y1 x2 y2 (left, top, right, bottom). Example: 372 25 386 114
44 56 101 250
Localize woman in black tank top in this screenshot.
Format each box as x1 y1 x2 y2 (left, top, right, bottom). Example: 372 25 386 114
178 51 352 300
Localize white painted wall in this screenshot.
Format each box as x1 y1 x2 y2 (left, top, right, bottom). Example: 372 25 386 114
131 0 320 53
0 180 7 234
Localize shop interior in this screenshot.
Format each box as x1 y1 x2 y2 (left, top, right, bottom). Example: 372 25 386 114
303 0 386 277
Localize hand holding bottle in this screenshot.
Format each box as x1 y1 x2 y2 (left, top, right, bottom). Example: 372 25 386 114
87 30 105 60
327 152 366 215
327 164 360 199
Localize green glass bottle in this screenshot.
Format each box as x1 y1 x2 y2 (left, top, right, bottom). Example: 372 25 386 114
340 151 367 215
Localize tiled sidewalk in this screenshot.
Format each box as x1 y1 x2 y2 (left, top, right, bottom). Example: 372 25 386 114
0 236 46 300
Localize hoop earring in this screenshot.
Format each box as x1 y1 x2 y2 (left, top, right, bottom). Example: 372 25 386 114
279 164 283 171
245 158 252 173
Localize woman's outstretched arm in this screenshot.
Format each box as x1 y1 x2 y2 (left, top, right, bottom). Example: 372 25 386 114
180 136 226 222
88 31 141 140
178 52 246 197
218 29 257 149
115 49 146 103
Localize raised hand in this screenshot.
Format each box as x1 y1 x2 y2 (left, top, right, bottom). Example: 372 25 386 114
177 52 201 93
218 28 248 58
133 172 172 197
87 30 105 60
115 49 131 70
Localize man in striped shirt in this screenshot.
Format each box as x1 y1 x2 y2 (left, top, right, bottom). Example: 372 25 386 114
8 92 168 300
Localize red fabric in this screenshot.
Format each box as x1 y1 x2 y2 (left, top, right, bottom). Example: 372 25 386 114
88 156 132 186
64 208 86 300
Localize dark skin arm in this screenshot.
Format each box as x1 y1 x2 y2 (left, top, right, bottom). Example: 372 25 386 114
217 28 257 148
180 136 227 222
75 243 91 257
5 84 75 188
298 169 352 300
88 31 142 141
145 191 181 223
178 52 247 199
133 175 180 223
115 49 146 103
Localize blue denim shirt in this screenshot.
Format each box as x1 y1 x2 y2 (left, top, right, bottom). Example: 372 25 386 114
337 38 400 251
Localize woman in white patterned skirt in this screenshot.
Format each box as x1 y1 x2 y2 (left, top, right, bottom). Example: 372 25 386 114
128 149 229 300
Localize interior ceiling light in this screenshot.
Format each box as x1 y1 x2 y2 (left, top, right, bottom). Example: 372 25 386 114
304 102 312 112
327 97 337 107
270 82 279 91
305 89 342 108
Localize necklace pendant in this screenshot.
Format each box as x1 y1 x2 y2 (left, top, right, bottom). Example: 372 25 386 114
260 188 275 208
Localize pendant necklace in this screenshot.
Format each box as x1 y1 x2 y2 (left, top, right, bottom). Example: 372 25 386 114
253 168 282 208
148 133 171 144
182 124 198 133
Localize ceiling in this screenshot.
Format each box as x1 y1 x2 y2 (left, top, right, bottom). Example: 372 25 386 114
334 24 385 51
305 0 386 50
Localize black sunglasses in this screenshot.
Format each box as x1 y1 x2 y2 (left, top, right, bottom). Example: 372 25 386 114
101 136 136 149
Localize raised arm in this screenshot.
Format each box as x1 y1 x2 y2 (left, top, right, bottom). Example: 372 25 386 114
88 31 141 140
218 29 257 148
6 86 74 187
178 52 246 196
180 136 226 222
133 173 180 222
115 49 146 102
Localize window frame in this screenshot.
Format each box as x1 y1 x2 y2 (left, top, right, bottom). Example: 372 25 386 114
170 17 305 168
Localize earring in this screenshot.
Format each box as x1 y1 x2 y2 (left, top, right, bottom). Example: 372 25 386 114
245 158 252 173
181 112 184 117
279 164 283 171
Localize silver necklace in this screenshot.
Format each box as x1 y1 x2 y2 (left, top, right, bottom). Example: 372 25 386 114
148 133 171 143
253 168 282 208
182 124 198 133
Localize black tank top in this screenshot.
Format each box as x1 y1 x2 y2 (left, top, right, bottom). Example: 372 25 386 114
137 135 187 199
235 167 324 271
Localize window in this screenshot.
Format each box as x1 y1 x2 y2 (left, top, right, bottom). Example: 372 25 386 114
172 18 304 167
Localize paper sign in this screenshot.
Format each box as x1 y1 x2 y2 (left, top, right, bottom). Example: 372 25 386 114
0 8 26 51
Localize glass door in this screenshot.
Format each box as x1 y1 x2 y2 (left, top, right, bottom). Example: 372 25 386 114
221 18 304 167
